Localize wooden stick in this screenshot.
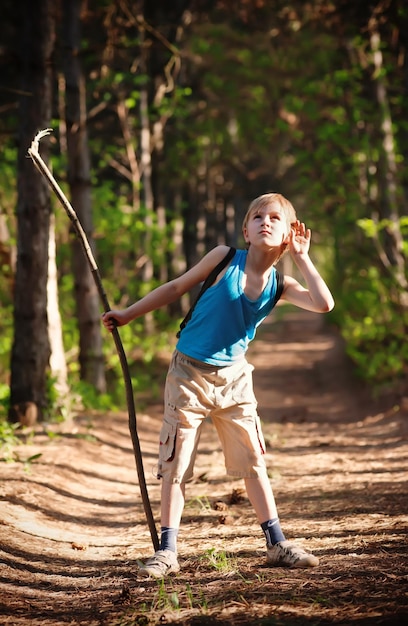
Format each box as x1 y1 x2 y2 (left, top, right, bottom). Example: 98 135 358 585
28 129 159 552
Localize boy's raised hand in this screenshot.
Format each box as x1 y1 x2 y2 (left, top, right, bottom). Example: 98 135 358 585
289 220 311 256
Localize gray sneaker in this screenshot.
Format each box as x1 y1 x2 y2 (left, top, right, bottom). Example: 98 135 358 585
266 540 319 568
138 549 180 578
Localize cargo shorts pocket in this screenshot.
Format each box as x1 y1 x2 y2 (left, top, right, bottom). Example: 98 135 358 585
230 363 257 406
159 418 177 462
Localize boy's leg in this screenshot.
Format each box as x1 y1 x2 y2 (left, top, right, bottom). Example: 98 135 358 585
244 473 278 521
244 474 318 568
210 360 319 569
160 480 185 550
245 474 285 544
161 480 186 528
138 480 185 578
139 354 211 577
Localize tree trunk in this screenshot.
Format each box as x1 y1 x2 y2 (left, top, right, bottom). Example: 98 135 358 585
63 0 106 392
137 29 154 334
369 23 407 294
9 0 55 424
183 178 207 303
167 190 187 318
48 213 69 398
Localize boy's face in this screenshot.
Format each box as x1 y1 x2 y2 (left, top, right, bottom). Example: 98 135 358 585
243 202 291 249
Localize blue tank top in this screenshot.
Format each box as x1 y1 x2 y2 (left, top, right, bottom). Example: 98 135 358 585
176 249 281 366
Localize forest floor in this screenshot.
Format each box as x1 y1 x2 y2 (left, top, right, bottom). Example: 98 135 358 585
1 306 407 626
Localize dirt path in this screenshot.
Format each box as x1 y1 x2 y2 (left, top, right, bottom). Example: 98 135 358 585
1 308 407 625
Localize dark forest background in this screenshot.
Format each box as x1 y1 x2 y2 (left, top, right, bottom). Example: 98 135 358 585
0 0 407 425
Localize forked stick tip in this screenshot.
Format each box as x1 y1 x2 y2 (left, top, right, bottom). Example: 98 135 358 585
28 128 54 156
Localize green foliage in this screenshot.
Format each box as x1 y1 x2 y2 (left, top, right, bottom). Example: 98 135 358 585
152 579 181 611
334 261 408 387
0 144 17 220
358 216 408 257
0 417 20 462
185 495 211 511
201 548 238 573
0 312 13 386
0 385 43 466
0 384 18 461
71 379 116 412
0 142 17 387
1 0 407 416
331 214 408 388
102 322 173 407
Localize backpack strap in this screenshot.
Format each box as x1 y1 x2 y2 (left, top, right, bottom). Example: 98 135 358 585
176 247 236 338
273 269 285 306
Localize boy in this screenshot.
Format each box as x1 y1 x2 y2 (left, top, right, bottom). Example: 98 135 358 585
102 192 335 578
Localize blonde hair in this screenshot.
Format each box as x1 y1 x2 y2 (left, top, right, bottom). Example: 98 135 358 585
242 192 297 231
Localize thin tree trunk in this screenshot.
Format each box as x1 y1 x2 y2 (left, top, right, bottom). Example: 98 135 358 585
139 34 154 333
183 178 207 303
369 23 407 295
48 213 69 398
117 95 141 211
167 190 187 318
63 0 106 392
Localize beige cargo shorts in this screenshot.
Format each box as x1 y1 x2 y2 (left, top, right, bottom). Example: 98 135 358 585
157 350 267 483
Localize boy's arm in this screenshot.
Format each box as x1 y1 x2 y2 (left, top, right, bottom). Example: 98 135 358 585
102 245 231 330
280 221 335 313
